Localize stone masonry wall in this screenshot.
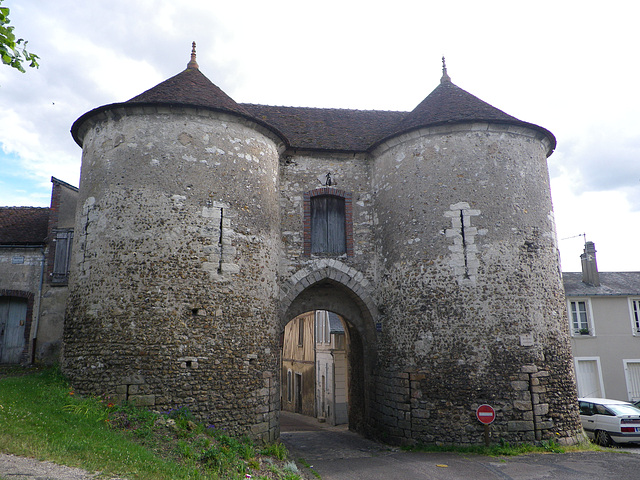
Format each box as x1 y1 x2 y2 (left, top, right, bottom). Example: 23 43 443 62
367 124 583 444
63 108 584 445
63 108 283 441
279 152 376 283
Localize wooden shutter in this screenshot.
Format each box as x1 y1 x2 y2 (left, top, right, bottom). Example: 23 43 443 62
625 361 640 401
326 196 346 253
575 359 603 398
53 229 73 283
311 195 345 254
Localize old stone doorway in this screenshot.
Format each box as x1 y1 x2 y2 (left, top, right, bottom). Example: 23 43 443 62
279 275 378 436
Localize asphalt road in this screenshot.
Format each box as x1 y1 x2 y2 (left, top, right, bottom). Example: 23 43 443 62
280 411 640 480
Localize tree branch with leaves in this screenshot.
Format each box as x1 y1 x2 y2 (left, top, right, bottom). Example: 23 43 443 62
0 0 38 72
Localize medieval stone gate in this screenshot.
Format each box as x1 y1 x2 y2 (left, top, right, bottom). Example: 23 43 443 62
62 49 584 445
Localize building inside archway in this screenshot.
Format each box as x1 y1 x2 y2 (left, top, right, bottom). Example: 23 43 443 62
281 310 349 426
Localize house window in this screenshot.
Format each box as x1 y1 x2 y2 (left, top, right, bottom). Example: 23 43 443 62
52 229 73 284
303 188 353 257
630 299 640 335
324 314 330 344
569 300 592 336
287 369 293 403
298 317 304 347
315 311 323 344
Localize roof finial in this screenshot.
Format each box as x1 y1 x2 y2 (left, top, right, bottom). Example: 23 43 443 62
187 41 199 70
441 56 451 84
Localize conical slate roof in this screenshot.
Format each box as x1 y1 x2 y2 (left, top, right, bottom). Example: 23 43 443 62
127 64 252 118
126 43 250 117
71 43 274 146
396 76 521 132
360 63 556 154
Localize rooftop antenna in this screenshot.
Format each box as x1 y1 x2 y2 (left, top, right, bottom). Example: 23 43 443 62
561 233 586 244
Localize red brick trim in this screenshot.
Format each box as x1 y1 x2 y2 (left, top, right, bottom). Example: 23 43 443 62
303 187 353 257
0 289 35 364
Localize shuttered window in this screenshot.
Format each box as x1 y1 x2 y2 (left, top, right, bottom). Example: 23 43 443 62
52 229 73 283
624 361 640 401
311 195 346 254
575 358 604 398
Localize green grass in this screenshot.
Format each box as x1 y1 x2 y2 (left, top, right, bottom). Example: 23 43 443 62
0 367 302 479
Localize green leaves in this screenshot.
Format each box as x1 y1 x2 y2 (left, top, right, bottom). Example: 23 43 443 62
0 1 39 73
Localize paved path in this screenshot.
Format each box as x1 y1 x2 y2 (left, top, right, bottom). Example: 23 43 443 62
280 411 640 480
0 453 125 480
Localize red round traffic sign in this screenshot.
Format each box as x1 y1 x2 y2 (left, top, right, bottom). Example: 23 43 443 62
476 404 496 424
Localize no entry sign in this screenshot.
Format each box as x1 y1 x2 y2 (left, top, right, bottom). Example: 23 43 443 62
476 404 496 424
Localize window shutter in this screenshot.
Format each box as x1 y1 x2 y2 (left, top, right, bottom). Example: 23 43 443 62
311 196 328 253
53 229 73 283
326 196 346 254
311 195 345 254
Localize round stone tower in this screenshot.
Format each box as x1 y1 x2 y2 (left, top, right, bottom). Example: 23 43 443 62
369 63 583 444
64 45 284 440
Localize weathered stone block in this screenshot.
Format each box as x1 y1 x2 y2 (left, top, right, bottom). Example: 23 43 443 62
129 395 156 407
508 421 535 432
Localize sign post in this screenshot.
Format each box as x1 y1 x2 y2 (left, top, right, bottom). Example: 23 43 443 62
476 404 496 446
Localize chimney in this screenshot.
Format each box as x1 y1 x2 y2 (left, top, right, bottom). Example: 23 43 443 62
580 241 600 286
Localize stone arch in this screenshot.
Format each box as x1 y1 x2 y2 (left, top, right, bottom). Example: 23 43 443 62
279 260 378 434
279 260 378 343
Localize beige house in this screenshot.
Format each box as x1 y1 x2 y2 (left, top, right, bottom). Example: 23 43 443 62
315 311 348 425
281 311 316 416
281 310 349 425
564 242 640 401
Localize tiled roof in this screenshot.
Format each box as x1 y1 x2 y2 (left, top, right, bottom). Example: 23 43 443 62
395 79 514 130
243 104 406 152
328 312 345 334
73 63 556 154
127 67 251 117
0 207 49 245
563 272 640 296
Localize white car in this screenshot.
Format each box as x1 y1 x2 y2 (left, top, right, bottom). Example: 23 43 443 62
578 398 640 447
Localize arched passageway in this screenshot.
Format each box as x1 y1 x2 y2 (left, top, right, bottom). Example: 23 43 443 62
279 267 378 435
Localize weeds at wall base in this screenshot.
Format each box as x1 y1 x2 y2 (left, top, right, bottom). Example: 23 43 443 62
401 437 599 456
0 367 303 480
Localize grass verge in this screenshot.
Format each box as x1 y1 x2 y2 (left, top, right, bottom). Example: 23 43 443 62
0 367 303 479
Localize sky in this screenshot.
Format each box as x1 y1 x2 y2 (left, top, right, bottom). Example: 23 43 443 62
1 0 638 273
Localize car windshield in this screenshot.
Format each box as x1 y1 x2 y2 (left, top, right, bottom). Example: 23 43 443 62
606 404 640 416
